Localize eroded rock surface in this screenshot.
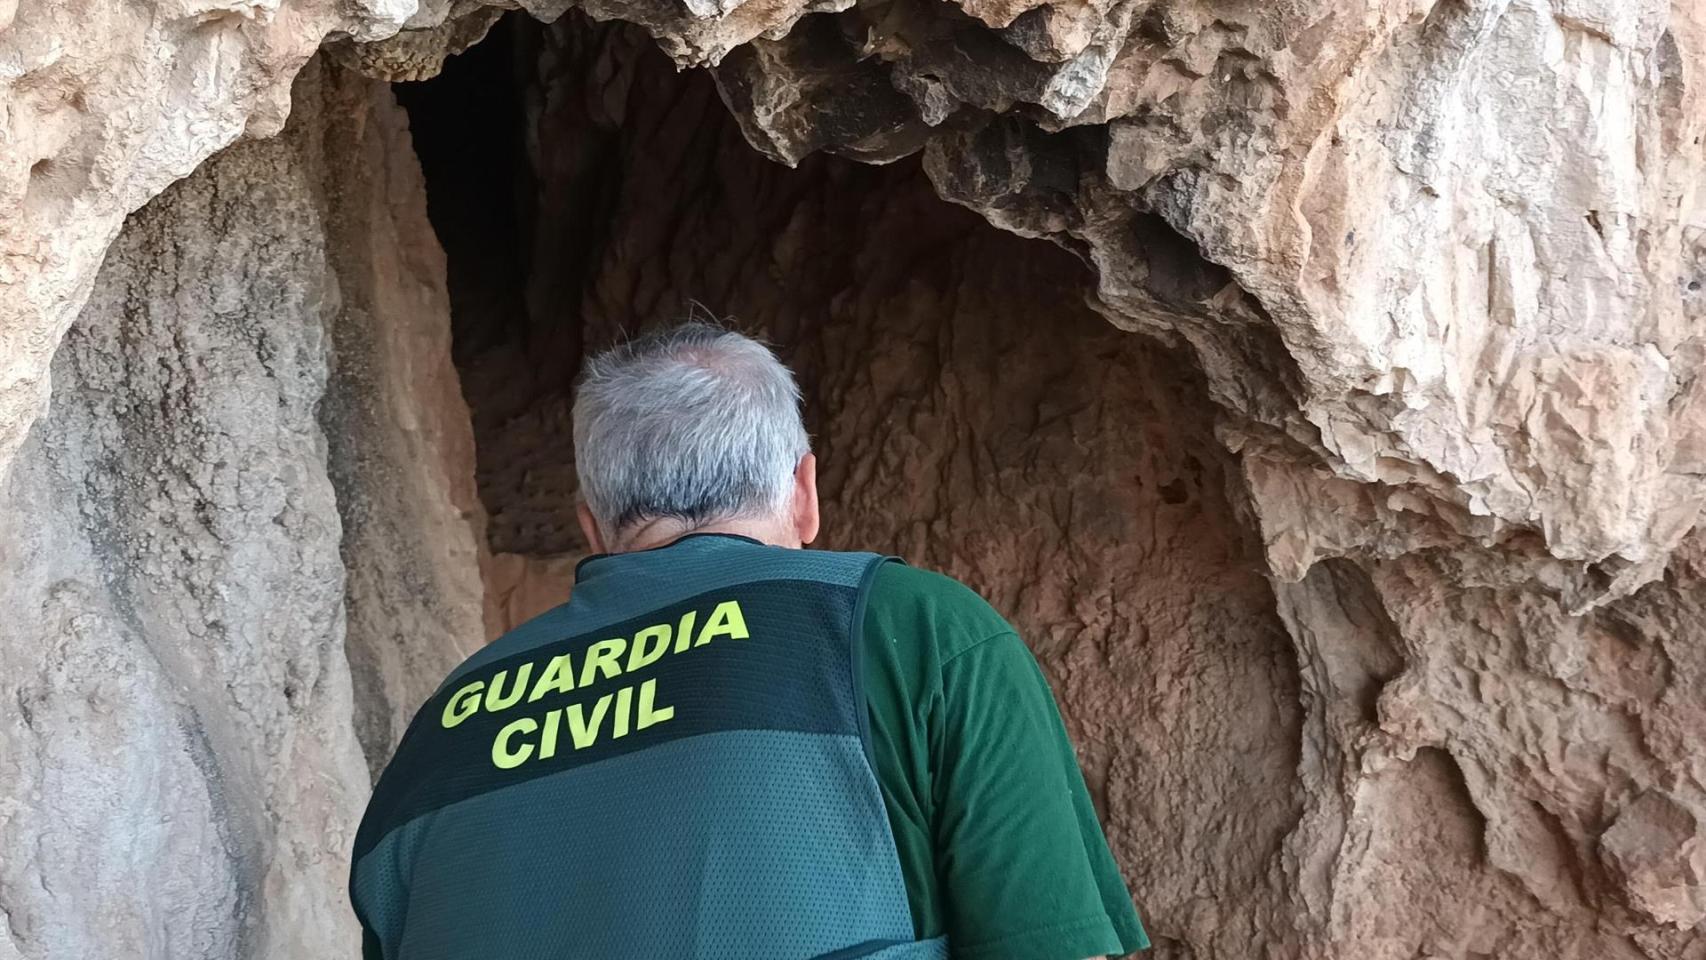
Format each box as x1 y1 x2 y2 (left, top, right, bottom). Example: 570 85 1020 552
0 61 487 958
6 0 1704 592
723 0 1706 598
3 0 1705 958
302 62 493 770
1274 547 1706 957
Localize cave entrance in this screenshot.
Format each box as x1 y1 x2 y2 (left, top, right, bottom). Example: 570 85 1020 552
391 10 1221 630
399 12 1023 611
387 20 1297 850
0 10 1306 950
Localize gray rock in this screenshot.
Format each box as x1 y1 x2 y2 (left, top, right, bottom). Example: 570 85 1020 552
0 60 487 959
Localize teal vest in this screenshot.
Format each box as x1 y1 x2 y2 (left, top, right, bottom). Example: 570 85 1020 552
350 534 947 960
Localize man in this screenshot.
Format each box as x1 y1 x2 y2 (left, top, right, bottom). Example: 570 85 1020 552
350 323 1149 959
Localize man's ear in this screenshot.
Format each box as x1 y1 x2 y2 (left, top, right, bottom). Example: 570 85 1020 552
792 453 821 546
576 502 609 554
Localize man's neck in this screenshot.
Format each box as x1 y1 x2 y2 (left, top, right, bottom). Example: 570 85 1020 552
613 515 799 554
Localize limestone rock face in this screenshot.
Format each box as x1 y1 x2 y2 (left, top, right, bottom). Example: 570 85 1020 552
2 0 1706 958
719 0 1706 597
1272 547 1706 957
0 89 368 960
0 61 487 958
300 62 493 770
6 0 1704 595
0 0 408 479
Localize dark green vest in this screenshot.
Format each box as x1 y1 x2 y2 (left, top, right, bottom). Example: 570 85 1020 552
351 534 947 960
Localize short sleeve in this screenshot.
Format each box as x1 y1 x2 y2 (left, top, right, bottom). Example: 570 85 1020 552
933 630 1150 959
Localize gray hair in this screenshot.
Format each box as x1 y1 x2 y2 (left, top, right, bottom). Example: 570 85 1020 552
572 323 810 537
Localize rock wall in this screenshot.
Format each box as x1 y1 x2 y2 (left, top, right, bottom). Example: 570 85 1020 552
1 0 1704 958
0 61 487 958
1273 547 1706 958
717 0 1706 596
8 1 1704 592
303 61 493 771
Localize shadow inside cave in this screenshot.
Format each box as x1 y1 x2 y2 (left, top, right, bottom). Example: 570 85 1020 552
389 12 1302 952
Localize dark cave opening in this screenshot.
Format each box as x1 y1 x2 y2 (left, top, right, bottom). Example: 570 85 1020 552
393 9 1085 567
390 6 1295 706
392 17 533 373
387 13 1305 941
388 12 1282 647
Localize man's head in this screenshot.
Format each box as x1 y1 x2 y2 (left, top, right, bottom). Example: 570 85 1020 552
571 322 820 553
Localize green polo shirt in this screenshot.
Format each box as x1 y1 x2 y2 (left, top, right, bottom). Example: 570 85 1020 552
861 562 1149 959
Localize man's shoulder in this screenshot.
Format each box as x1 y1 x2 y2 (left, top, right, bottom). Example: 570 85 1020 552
867 560 988 608
865 561 1016 663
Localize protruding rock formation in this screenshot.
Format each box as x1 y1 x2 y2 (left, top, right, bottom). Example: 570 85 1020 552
1 0 1703 957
